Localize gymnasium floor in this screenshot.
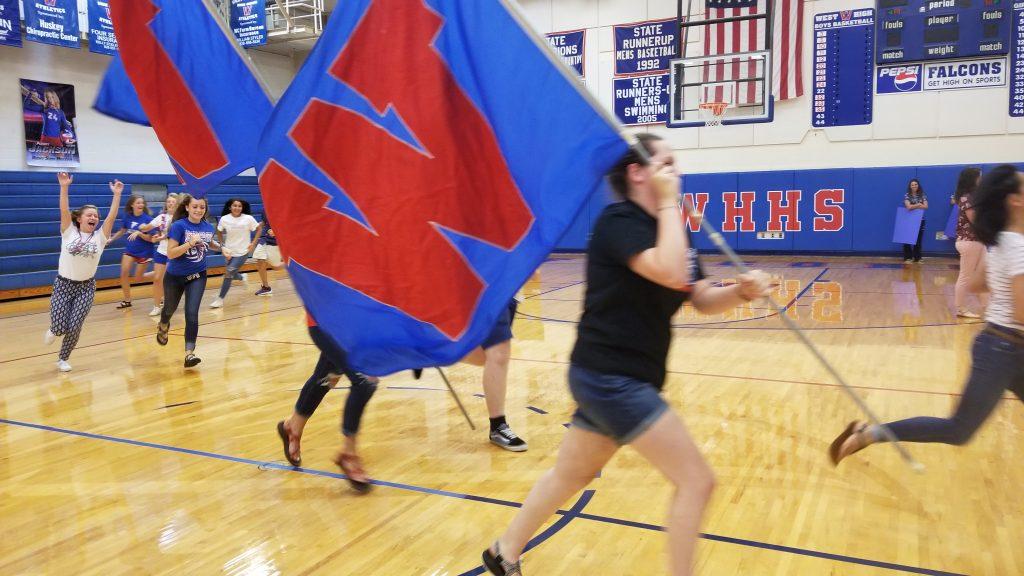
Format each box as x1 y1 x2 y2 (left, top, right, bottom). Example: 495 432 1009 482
0 254 1020 575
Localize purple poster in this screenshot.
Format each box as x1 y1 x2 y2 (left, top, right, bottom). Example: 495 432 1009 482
892 207 924 245
944 204 959 241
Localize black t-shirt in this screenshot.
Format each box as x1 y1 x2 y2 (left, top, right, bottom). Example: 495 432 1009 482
571 200 705 389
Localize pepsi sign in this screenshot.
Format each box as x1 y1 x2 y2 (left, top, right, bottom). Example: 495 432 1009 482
877 65 923 93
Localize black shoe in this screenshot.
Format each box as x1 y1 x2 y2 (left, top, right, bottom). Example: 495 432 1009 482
412 368 423 380
482 543 522 575
489 423 528 452
184 353 201 368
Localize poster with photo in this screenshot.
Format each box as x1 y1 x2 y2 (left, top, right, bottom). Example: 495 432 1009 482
20 78 81 167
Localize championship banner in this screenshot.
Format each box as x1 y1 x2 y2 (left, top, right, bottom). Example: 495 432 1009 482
0 0 21 48
24 0 80 49
545 30 585 77
88 0 118 55
20 78 81 168
230 0 267 47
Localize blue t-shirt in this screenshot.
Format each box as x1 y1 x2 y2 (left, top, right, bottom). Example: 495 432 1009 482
258 213 277 246
167 218 216 276
42 108 69 138
122 212 155 257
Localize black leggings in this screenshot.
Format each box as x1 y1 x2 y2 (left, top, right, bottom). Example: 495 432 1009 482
903 220 925 261
161 271 207 351
294 326 378 436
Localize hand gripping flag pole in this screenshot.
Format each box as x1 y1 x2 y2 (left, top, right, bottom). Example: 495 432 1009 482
629 142 924 473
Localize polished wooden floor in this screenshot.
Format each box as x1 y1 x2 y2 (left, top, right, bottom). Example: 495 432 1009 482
1 255 1021 575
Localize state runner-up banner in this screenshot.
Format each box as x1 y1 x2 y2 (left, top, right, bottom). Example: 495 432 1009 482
892 207 924 245
0 0 22 47
20 78 81 168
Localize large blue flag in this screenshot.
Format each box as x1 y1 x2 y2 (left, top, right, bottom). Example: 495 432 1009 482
257 0 628 375
94 0 273 197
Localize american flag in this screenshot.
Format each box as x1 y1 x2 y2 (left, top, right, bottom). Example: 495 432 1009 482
702 0 804 105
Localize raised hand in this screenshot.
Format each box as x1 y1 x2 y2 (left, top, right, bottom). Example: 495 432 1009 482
57 172 73 187
109 180 124 195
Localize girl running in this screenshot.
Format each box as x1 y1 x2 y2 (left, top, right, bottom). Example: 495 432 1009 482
831 164 1024 464
210 198 261 308
481 135 770 576
277 312 380 493
138 193 179 316
156 194 220 368
44 172 123 372
108 194 155 310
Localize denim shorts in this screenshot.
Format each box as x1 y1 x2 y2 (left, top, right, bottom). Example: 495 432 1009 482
481 299 518 349
568 364 669 445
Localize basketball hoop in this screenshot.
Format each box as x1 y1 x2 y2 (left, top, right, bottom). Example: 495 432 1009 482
698 102 729 127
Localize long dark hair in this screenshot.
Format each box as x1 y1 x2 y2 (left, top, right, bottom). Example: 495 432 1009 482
71 204 99 229
607 133 663 198
172 194 208 223
124 194 151 216
954 167 981 203
906 179 924 197
971 165 1021 246
221 198 252 217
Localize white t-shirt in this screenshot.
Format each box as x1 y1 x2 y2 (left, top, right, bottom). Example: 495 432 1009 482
985 231 1024 331
148 213 173 255
58 225 107 281
217 214 259 256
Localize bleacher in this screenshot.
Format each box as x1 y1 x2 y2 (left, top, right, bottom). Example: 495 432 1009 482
0 171 264 299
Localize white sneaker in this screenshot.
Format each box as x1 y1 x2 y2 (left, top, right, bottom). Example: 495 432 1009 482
57 360 72 372
44 329 56 345
209 298 224 309
957 309 981 319
149 305 163 317
238 273 248 283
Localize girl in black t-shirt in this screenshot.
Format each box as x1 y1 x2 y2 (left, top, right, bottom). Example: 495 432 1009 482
482 134 771 576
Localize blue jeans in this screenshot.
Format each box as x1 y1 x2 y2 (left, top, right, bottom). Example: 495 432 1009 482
294 326 378 436
161 271 207 351
218 254 249 298
887 325 1024 445
568 364 669 444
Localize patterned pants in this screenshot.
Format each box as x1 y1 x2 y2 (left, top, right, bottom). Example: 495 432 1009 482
49 275 96 361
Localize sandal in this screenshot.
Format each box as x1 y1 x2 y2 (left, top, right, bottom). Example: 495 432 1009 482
333 452 372 493
156 322 169 346
482 542 522 576
276 421 302 467
184 353 201 368
829 420 869 466
117 300 132 309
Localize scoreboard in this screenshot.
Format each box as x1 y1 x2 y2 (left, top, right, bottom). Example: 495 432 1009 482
876 0 1013 64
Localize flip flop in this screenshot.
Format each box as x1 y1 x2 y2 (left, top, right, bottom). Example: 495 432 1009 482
156 322 169 346
333 452 372 493
829 420 868 466
276 421 301 467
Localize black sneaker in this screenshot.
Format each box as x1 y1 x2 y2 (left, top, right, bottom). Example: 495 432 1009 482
482 543 522 576
490 423 527 452
255 286 273 296
184 353 201 368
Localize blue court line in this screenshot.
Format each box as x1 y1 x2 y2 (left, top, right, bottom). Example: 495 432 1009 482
0 418 969 575
455 490 596 576
526 406 548 415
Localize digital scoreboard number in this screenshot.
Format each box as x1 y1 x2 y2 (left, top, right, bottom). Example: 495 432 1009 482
876 0 1012 64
